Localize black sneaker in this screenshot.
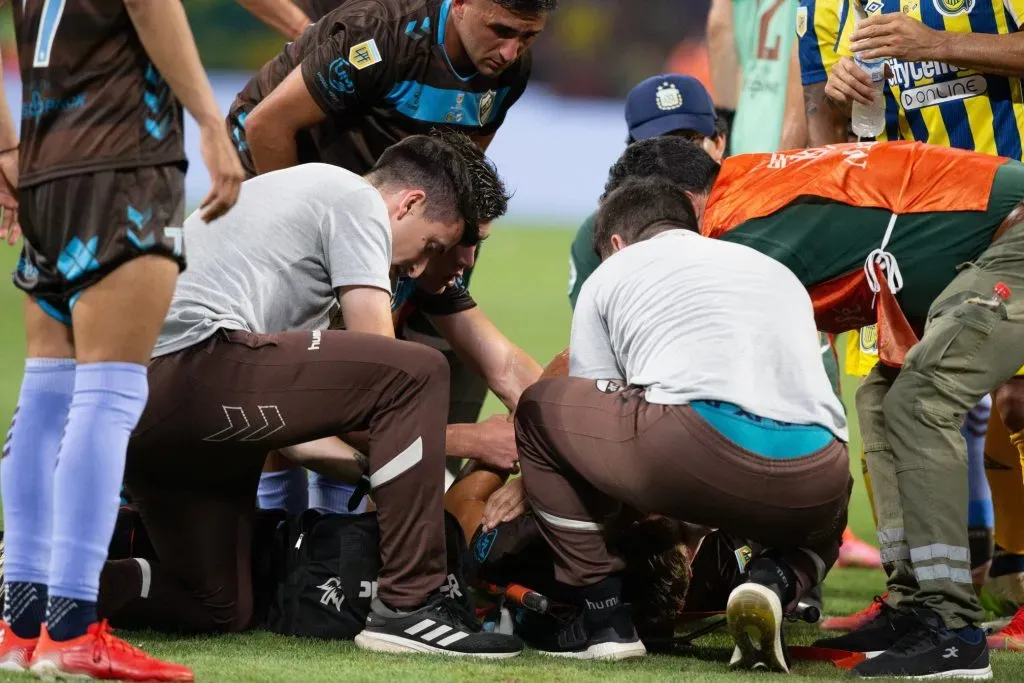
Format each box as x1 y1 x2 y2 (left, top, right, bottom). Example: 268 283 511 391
853 610 992 680
354 595 523 658
534 601 646 660
812 596 915 656
727 582 790 672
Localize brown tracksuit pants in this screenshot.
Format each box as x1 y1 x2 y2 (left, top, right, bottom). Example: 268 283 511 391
98 328 449 632
516 377 851 603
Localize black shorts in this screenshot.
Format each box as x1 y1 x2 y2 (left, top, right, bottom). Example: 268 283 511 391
13 163 186 324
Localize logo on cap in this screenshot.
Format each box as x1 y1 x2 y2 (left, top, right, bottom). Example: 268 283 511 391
655 82 683 111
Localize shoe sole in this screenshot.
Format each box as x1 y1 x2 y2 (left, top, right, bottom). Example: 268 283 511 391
354 631 521 659
882 665 993 680
28 658 93 680
727 583 788 673
538 640 647 661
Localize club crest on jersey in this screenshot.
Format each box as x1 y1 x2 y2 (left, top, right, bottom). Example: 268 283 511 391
796 7 808 37
734 545 754 572
595 379 623 394
349 38 383 70
933 0 974 15
479 89 497 125
655 82 683 111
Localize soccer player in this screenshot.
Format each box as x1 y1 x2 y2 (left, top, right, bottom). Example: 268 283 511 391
518 177 851 666
97 132 523 658
446 465 772 649
230 0 553 176
0 1 244 679
567 74 727 310
797 0 854 147
706 0 807 153
602 136 1024 678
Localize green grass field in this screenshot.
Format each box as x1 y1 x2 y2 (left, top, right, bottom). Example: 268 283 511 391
0 227 1018 680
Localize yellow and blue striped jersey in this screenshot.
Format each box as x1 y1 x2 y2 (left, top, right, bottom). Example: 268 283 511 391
797 0 855 85
839 0 1024 158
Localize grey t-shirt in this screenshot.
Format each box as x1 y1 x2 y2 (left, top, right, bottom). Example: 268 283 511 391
570 230 848 441
153 164 392 358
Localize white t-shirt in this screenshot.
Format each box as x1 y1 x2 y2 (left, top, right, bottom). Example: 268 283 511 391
570 229 848 441
153 164 392 358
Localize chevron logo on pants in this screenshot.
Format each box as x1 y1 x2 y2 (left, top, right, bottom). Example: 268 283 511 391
203 405 286 442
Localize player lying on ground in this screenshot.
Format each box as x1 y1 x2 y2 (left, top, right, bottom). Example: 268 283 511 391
601 136 1024 679
259 226 545 514
94 132 526 659
0 0 244 679
445 461 803 651
515 177 851 668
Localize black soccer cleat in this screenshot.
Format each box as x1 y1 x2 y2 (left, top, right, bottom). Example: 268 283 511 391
534 600 646 661
853 610 992 680
727 582 790 672
354 594 523 658
812 596 915 657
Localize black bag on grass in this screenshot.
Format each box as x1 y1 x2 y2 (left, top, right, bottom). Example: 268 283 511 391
264 509 471 640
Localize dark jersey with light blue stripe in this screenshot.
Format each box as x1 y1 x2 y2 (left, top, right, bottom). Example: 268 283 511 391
11 0 186 188
230 0 531 175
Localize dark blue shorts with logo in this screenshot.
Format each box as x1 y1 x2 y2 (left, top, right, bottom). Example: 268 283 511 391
13 163 187 324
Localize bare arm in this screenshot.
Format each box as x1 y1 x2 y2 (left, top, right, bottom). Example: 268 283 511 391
803 80 849 146
124 0 242 220
279 436 366 483
246 66 329 173
337 286 395 338
852 12 1024 78
237 0 311 40
780 41 808 150
706 0 740 109
428 307 542 411
0 45 20 244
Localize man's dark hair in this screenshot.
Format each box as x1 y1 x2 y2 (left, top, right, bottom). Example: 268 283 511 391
367 129 509 245
493 0 558 14
603 136 720 201
593 177 699 259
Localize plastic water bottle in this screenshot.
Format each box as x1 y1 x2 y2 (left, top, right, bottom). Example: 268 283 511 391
851 55 887 139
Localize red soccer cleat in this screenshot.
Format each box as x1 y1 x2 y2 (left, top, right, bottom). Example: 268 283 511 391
988 605 1024 651
29 620 193 681
0 620 38 672
837 528 883 570
819 593 886 632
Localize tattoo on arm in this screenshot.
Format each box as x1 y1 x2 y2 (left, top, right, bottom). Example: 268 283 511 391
804 81 849 146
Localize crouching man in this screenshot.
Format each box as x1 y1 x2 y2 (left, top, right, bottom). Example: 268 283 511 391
514 178 851 669
96 132 522 658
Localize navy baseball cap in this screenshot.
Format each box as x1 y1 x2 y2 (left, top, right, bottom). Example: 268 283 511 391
625 74 717 141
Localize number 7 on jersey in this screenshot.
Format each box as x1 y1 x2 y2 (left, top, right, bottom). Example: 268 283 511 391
33 0 67 68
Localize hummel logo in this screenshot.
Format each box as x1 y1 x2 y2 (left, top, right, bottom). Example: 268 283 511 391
308 329 322 351
203 405 286 442
943 646 959 659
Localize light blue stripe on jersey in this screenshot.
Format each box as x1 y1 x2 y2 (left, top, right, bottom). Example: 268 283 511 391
384 81 511 127
691 400 833 459
968 2 1023 159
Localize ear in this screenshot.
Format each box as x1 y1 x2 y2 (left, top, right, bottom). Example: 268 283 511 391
451 0 467 18
396 189 426 221
610 234 627 253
